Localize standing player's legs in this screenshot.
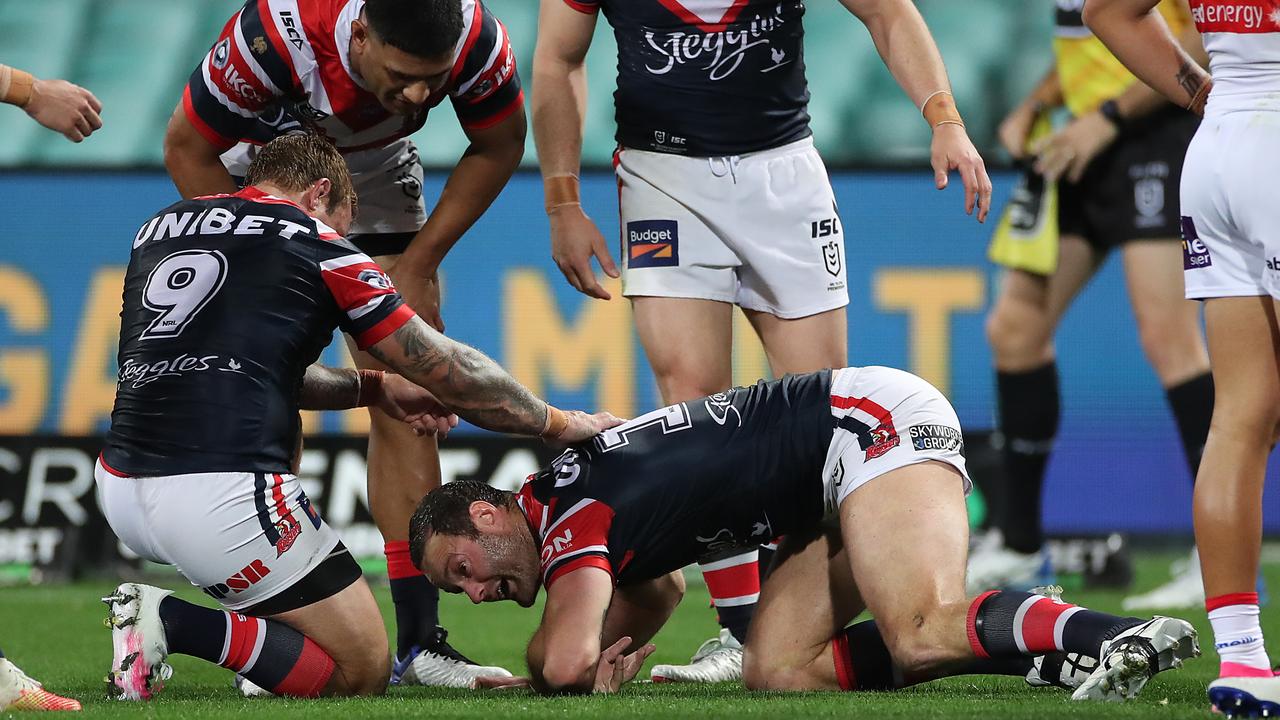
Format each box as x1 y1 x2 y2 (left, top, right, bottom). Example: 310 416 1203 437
1119 240 1214 610
344 141 511 685
618 144 758 681
973 235 1100 590
1196 297 1280 679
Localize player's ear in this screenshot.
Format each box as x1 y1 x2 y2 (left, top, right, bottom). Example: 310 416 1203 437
469 500 498 531
303 177 333 213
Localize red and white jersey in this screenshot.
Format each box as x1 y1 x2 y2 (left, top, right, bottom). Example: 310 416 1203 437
183 0 522 153
1189 0 1280 113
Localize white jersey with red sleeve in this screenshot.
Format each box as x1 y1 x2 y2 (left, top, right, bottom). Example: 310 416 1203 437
1189 0 1280 114
183 0 523 153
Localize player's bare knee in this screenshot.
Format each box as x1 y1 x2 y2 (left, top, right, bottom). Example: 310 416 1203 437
743 654 821 691
985 305 1050 367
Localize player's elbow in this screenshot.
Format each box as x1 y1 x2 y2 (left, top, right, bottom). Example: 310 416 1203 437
1080 0 1107 30
538 654 595 693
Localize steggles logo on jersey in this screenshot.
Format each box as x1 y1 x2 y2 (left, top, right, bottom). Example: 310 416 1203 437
643 2 790 81
627 220 680 268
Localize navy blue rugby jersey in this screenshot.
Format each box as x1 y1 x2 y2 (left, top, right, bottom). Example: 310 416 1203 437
516 370 836 590
566 0 811 155
102 187 413 476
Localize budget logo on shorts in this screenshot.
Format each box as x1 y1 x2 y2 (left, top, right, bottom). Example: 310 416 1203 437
627 220 679 268
909 424 964 455
1181 216 1212 269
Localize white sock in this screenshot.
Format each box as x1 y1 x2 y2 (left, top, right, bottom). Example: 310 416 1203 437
1209 603 1271 673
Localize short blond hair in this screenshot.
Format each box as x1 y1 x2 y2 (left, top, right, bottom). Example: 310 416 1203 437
244 133 357 214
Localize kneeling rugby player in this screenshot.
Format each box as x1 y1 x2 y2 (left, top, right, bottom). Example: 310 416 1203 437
412 366 1199 698
96 133 619 699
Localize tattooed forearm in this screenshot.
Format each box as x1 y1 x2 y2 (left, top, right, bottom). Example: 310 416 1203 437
298 364 360 410
1176 58 1212 114
372 319 549 435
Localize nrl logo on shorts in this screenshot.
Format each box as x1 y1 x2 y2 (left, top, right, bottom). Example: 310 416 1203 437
821 240 842 277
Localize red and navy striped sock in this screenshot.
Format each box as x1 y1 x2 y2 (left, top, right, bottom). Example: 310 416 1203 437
159 596 335 697
385 541 440 661
967 591 1142 658
700 549 760 644
831 619 1033 691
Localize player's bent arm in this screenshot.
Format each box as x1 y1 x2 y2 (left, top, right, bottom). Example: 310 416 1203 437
298 364 363 410
1084 0 1212 114
527 566 613 694
162 103 239 198
368 316 550 435
531 0 596 179
396 107 527 277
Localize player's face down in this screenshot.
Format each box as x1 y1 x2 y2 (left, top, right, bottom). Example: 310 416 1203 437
349 21 453 115
421 511 541 608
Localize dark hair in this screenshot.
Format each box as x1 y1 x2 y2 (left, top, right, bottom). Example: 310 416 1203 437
409 480 513 568
364 0 463 59
243 133 356 214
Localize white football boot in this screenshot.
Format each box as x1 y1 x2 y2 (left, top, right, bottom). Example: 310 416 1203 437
650 629 743 683
966 541 1050 595
102 583 174 701
1025 653 1098 690
392 629 513 689
0 658 81 711
1071 616 1200 701
1122 549 1205 611
1208 675 1280 718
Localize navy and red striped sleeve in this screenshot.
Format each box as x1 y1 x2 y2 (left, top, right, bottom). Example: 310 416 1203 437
183 0 297 149
318 253 415 350
449 0 524 131
539 498 615 588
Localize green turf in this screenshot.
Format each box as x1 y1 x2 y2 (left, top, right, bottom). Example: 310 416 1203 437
0 552 1263 718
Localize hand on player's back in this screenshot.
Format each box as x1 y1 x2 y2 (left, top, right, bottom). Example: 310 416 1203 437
25 78 102 142
549 206 619 300
553 410 626 446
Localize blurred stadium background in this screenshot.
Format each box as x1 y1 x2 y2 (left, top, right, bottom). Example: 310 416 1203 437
1 0 1276 590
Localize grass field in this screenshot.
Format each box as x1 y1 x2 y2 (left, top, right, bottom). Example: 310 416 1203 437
0 552 1265 718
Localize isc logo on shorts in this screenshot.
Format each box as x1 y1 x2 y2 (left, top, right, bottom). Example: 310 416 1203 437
627 220 679 268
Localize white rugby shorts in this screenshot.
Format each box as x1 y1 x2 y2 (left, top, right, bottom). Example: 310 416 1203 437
820 366 971 518
615 136 850 319
1180 110 1280 300
95 460 343 612
222 136 427 236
